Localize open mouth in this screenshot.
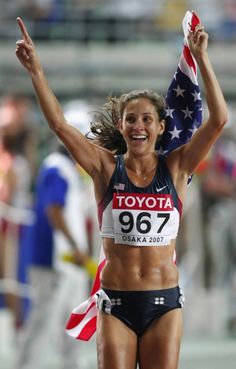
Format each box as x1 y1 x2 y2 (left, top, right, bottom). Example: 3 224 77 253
131 135 147 142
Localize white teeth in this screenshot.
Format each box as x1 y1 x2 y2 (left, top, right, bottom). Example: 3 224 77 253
131 135 147 139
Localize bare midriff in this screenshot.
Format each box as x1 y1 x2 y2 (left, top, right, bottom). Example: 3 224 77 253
100 237 179 291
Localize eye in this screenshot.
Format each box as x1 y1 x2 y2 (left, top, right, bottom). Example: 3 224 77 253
126 115 135 124
143 115 153 123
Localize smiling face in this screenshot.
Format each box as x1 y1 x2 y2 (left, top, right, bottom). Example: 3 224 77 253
119 97 165 156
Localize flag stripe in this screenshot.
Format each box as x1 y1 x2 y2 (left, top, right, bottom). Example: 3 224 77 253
183 45 196 75
77 316 97 341
65 300 96 329
66 304 98 340
90 258 106 295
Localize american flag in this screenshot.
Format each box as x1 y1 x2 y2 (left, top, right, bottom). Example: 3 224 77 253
157 11 202 155
65 10 202 341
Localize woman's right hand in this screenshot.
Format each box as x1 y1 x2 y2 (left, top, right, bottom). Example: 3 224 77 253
16 17 41 74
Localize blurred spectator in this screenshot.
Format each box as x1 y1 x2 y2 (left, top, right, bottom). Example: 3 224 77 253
15 140 94 369
0 120 33 328
0 129 17 313
221 0 236 41
101 0 160 19
2 0 63 21
0 94 38 182
201 133 236 286
155 0 188 32
1 0 236 43
31 0 63 21
199 126 236 334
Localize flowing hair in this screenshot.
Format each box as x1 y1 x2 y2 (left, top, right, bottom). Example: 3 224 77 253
87 89 166 155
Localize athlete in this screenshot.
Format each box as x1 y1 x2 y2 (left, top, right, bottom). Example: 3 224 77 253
15 14 227 369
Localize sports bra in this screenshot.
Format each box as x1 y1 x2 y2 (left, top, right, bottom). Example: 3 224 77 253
98 155 182 247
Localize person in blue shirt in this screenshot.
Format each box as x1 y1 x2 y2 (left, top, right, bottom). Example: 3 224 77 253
16 142 92 369
31 144 86 267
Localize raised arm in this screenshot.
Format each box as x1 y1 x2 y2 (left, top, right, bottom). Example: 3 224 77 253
15 17 113 180
170 17 228 177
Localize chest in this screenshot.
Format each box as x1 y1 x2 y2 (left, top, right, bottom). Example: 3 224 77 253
125 166 157 188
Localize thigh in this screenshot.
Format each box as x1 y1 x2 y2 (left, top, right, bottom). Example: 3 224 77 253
96 311 138 369
138 309 183 369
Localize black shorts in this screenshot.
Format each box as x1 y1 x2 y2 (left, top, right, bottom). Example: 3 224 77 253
96 286 184 337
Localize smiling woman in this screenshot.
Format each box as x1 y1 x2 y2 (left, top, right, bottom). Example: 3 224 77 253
15 11 228 369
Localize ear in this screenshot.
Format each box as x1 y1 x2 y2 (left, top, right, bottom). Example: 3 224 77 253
117 118 123 133
159 119 166 134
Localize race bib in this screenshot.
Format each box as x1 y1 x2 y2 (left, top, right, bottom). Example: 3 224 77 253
112 192 179 246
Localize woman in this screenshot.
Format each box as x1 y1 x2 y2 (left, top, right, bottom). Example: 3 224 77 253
15 14 227 369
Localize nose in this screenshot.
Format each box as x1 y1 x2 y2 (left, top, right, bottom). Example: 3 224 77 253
133 116 144 130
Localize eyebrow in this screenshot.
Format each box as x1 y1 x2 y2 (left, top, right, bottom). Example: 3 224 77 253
126 112 154 115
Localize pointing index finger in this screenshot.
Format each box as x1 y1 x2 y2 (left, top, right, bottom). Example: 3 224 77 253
17 17 31 42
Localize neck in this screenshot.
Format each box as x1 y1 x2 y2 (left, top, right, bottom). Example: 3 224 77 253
123 152 158 186
124 152 158 175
